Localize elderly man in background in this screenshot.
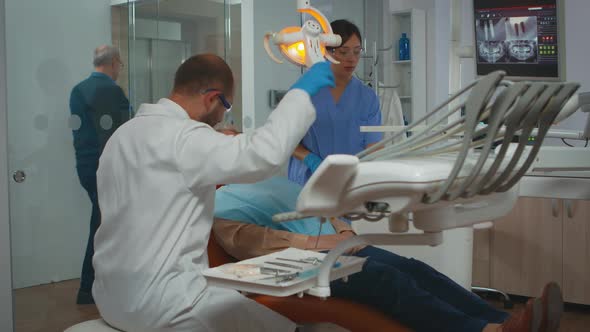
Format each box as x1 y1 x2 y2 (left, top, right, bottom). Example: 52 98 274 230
69 44 131 305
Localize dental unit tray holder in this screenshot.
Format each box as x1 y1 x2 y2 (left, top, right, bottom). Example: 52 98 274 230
203 248 365 298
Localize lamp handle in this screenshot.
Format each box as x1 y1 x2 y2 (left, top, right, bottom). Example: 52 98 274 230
263 33 283 64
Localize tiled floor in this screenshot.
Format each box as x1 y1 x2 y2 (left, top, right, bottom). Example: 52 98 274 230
13 279 590 332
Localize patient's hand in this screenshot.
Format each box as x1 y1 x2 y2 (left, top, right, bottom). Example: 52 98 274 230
217 128 241 136
307 231 366 255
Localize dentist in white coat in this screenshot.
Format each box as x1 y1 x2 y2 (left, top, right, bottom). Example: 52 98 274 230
92 54 334 332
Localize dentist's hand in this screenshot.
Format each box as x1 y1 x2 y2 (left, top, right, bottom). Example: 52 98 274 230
303 152 323 173
290 61 335 96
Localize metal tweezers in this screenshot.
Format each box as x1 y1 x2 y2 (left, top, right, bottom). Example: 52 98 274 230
259 272 299 283
260 266 291 274
276 257 323 265
264 261 304 270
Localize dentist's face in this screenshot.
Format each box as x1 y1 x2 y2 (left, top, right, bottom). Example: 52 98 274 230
330 34 362 80
201 89 234 127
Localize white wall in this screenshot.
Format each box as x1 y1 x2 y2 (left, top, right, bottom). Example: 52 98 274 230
433 0 452 108
0 0 15 327
432 0 476 104
5 0 112 288
544 0 590 146
243 0 301 130
562 0 590 91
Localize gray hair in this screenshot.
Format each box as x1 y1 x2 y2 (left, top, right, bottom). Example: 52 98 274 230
93 45 120 67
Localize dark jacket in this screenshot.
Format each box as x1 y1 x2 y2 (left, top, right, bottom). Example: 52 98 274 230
69 72 130 176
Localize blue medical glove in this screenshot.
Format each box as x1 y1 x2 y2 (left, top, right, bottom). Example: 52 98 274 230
303 152 323 173
290 61 335 96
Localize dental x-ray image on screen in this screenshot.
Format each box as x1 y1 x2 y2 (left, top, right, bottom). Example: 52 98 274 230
473 0 561 80
476 16 538 64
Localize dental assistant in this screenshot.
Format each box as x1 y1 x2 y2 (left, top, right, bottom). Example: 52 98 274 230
92 54 334 332
289 19 383 186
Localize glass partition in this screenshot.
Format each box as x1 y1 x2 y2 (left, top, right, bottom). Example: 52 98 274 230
112 0 242 129
3 1 238 331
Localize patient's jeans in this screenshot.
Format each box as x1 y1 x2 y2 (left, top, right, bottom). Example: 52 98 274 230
77 173 100 293
330 246 509 332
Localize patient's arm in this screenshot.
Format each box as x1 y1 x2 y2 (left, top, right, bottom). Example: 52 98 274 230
213 218 361 260
329 218 354 234
213 218 310 260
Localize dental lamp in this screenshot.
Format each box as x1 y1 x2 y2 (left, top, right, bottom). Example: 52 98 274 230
263 0 342 67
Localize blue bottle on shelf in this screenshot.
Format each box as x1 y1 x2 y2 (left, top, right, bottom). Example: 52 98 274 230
398 33 410 61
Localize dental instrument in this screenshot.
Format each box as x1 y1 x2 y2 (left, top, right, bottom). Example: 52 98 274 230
259 272 300 284
261 266 293 275
265 261 304 270
277 257 323 266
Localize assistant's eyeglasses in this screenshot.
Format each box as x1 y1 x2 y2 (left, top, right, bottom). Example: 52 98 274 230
330 47 364 59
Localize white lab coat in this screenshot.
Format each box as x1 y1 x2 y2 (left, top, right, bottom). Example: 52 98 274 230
378 85 405 144
93 90 315 332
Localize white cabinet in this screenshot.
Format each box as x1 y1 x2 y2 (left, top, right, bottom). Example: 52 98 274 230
387 9 426 124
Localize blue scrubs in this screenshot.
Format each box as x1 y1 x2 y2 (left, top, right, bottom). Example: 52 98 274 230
288 77 383 186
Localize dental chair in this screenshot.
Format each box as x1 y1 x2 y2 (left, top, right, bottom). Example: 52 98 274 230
206 234 411 332
274 70 581 299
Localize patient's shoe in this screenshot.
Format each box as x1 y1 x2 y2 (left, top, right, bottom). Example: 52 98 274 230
538 282 563 332
500 298 542 332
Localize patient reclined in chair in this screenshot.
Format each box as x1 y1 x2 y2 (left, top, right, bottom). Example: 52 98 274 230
213 176 562 332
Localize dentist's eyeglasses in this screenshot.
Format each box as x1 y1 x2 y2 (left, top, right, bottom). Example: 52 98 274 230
200 88 232 112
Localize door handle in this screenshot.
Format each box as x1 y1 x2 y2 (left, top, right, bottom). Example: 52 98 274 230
551 199 559 217
565 200 574 219
13 170 26 183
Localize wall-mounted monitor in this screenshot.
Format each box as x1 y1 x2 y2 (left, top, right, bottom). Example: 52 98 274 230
474 0 564 81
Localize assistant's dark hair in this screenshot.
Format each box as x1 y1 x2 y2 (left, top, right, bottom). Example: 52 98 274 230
173 54 234 96
329 19 362 50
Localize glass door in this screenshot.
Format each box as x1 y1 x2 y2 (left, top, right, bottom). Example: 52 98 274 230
0 0 237 331
3 1 118 331
124 0 241 129
1 0 13 329
127 38 189 112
